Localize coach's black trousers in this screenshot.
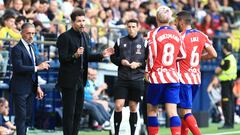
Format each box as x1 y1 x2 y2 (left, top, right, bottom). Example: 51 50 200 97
61 86 84 135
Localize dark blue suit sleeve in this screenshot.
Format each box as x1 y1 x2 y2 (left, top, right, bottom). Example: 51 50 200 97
11 46 35 74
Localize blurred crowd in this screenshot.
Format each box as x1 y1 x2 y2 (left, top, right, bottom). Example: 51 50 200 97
0 0 240 52
0 0 240 132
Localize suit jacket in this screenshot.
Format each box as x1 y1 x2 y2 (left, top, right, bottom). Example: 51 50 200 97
57 28 103 89
10 40 38 94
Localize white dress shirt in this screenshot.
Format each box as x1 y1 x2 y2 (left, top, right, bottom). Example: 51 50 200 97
21 39 37 71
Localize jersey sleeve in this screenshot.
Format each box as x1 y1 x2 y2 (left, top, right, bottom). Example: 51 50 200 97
202 32 213 48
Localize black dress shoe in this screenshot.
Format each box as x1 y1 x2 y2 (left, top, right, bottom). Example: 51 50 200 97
218 125 234 129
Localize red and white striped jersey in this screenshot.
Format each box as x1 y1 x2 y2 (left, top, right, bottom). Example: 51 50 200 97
178 29 212 84
146 26 185 84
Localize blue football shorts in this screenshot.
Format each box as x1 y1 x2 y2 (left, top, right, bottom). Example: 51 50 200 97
178 83 200 109
147 83 180 106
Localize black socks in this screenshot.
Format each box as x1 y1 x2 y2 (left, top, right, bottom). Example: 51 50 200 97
114 111 122 135
129 112 138 135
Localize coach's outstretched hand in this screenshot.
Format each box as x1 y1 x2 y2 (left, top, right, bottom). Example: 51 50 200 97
102 48 114 57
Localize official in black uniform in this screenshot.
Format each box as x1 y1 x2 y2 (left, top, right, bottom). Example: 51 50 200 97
110 19 148 135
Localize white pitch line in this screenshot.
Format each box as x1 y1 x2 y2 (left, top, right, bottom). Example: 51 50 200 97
205 131 240 135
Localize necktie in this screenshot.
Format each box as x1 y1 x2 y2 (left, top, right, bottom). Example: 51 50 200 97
28 44 34 65
28 44 36 82
80 33 84 70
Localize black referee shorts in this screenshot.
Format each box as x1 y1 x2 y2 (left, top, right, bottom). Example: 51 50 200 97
113 79 144 102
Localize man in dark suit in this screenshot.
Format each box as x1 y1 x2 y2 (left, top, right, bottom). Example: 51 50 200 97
10 23 50 135
56 9 114 135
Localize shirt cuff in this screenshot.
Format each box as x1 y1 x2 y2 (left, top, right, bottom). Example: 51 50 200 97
35 66 37 72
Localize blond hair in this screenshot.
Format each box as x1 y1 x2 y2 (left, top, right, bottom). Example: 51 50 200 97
156 6 173 23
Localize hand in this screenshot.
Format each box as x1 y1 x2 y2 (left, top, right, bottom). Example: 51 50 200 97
36 87 44 100
144 73 149 82
36 61 50 71
102 48 114 57
99 83 108 90
92 94 99 100
74 47 84 58
121 59 131 67
215 67 222 75
130 62 141 69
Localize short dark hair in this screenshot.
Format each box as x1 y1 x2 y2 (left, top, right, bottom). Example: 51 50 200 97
16 16 26 23
176 11 192 25
126 19 139 25
21 22 35 31
223 43 232 52
70 9 85 22
40 0 48 4
3 13 15 21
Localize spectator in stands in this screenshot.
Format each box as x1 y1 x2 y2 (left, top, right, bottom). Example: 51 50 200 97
85 68 113 111
56 9 114 135
0 97 14 135
195 13 215 37
215 43 237 129
35 0 50 29
61 0 74 20
233 78 240 117
10 22 50 135
0 0 4 16
46 0 66 34
0 97 16 130
138 12 151 32
83 68 111 130
119 0 129 17
230 0 240 10
195 1 207 23
15 15 26 31
233 78 240 99
47 0 63 22
11 0 23 16
110 19 148 135
0 13 21 47
207 76 223 123
83 99 110 130
21 0 36 20
216 21 232 45
139 1 157 28
181 0 194 11
105 8 117 28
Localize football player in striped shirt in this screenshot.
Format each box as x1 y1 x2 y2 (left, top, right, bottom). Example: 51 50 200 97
145 6 186 135
175 11 217 135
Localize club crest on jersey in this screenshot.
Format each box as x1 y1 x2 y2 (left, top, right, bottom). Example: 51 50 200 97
136 44 142 54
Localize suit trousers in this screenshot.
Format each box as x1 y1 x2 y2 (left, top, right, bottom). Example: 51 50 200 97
61 86 84 135
221 80 235 127
13 92 34 135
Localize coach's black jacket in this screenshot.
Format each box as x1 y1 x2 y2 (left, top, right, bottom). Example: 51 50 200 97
110 33 148 81
57 28 103 89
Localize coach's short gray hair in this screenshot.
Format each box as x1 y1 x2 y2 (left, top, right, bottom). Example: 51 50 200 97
21 22 35 31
